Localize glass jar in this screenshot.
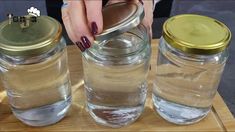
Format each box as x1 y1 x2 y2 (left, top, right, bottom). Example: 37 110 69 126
153 14 231 125
82 3 151 128
0 15 71 126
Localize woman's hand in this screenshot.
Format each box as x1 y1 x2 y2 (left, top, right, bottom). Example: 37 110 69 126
61 0 153 52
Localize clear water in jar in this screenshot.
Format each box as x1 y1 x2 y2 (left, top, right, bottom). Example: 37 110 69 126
153 39 227 124
0 48 71 126
83 60 148 128
83 33 150 127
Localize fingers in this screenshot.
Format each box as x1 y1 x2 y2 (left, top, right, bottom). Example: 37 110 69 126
84 0 103 35
61 5 77 43
69 1 93 44
106 0 126 5
62 1 104 52
62 1 92 52
141 0 153 38
107 0 141 5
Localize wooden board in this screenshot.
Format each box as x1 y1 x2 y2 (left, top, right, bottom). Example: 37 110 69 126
0 39 234 131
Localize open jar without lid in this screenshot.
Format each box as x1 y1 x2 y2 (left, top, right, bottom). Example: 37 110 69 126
82 2 151 128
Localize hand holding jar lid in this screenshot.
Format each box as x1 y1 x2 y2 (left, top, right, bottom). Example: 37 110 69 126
61 0 154 52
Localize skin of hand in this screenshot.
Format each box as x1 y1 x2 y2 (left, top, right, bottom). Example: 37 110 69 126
61 0 153 52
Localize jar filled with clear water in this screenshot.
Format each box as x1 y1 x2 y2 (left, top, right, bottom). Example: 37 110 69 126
0 15 71 126
82 2 151 128
153 14 231 125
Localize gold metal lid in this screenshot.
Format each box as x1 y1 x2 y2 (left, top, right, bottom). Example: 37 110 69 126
95 2 144 41
163 14 231 55
0 16 62 57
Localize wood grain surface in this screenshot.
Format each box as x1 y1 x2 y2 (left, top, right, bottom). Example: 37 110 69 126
0 39 234 131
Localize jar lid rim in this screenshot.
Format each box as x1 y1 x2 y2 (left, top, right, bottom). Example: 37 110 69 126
163 14 231 55
95 2 144 41
0 16 62 57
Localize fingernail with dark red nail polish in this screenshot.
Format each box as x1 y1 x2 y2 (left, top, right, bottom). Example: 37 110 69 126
139 0 144 5
91 22 98 36
81 36 91 48
75 41 85 52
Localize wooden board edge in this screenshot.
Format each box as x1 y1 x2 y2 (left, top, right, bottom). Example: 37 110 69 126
212 93 235 131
